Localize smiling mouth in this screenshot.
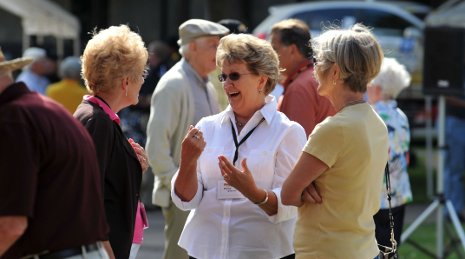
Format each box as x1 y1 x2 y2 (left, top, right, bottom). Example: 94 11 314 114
228 91 240 98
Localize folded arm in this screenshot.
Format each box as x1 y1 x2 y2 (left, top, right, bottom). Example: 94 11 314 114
281 152 328 207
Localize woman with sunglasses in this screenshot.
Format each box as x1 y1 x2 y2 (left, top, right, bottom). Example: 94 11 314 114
281 24 389 259
171 34 306 259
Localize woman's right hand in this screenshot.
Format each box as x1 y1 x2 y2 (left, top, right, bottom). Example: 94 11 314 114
301 183 322 204
181 125 206 166
175 126 206 201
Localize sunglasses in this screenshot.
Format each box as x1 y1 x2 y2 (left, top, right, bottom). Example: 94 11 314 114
218 72 253 82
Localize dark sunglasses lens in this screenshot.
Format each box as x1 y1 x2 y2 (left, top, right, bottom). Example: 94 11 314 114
218 73 241 82
218 74 227 82
229 72 240 81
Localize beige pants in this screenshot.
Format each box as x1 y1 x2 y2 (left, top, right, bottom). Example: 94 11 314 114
162 201 189 259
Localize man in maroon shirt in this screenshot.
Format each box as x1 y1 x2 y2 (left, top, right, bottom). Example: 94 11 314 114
0 49 109 258
270 19 335 137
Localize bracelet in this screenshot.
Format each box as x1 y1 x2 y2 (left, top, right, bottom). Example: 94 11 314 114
254 189 269 205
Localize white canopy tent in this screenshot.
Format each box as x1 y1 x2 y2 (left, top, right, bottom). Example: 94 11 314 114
0 0 81 58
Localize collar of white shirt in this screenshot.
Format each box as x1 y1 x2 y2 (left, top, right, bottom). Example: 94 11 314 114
220 95 276 128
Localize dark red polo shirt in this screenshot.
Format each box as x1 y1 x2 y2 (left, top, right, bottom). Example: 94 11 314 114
0 82 108 258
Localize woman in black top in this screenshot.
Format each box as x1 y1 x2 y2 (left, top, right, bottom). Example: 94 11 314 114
74 24 149 259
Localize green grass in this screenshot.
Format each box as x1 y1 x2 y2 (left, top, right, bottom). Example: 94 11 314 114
399 224 464 258
398 146 465 258
408 146 435 203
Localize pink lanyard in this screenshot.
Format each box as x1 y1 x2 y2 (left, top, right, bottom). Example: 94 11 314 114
84 95 120 125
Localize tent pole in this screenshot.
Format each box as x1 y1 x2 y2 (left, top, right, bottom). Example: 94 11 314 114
73 38 80 56
56 37 64 60
22 33 29 53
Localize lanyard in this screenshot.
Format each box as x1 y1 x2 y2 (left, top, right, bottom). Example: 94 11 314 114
230 117 265 165
84 95 120 125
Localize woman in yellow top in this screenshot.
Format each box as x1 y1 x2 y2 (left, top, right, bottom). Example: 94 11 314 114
282 23 389 259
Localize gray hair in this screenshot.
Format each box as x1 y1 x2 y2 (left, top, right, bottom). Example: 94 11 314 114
178 44 189 57
178 37 211 58
59 56 81 80
312 23 384 92
370 57 411 99
216 34 280 95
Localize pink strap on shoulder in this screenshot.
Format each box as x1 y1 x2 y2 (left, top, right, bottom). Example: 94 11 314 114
84 95 120 125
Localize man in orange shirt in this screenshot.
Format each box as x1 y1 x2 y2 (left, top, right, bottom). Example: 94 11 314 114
270 19 334 136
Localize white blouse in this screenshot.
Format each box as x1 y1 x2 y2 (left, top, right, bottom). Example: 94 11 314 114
171 96 306 259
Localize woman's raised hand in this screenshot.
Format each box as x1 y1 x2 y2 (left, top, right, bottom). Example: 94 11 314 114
181 125 206 164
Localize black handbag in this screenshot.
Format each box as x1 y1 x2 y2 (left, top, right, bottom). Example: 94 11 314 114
378 163 399 259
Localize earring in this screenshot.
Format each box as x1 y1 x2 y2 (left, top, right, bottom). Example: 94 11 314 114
332 80 336 86
258 88 263 94
125 78 129 96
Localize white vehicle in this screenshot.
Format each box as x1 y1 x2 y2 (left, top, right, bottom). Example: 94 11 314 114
253 1 431 97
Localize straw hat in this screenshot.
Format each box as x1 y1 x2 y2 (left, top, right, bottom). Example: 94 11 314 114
0 48 34 73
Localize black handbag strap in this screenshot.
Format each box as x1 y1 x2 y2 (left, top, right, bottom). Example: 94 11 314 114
379 163 398 258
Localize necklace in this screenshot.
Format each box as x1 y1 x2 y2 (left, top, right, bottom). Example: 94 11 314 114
236 121 245 127
342 99 365 110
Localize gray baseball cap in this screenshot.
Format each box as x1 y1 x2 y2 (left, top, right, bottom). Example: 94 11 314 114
177 19 229 46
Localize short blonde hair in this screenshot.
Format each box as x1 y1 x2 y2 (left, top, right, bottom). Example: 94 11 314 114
370 57 411 99
216 34 280 95
81 25 148 94
312 23 383 93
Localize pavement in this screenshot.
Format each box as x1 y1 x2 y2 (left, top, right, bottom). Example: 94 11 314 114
136 203 438 259
138 208 165 259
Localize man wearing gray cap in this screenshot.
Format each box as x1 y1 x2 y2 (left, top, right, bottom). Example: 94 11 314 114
146 19 228 259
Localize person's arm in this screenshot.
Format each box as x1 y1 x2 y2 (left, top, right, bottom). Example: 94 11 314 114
281 152 328 207
0 120 35 257
0 216 27 257
101 241 115 259
270 123 319 221
146 82 183 191
218 156 278 215
217 122 308 218
174 126 205 201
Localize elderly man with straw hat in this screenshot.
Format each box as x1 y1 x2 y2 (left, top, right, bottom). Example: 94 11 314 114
146 19 229 259
0 48 109 259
